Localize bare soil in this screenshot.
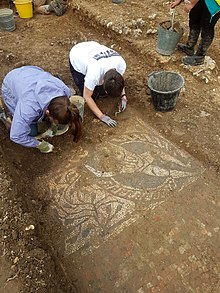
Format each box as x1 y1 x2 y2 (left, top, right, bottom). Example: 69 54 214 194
0 0 220 292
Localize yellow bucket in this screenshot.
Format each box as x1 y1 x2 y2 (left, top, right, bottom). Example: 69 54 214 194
14 0 33 19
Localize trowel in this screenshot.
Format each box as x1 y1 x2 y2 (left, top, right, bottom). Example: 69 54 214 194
170 8 176 31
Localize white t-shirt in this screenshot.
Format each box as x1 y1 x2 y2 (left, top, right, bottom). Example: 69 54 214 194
69 41 126 91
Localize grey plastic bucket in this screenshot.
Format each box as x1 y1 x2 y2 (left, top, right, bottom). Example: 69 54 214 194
147 71 184 112
156 20 183 56
0 8 15 32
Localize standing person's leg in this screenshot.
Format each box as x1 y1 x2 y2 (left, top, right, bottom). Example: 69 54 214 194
184 2 220 65
196 10 220 56
178 0 203 55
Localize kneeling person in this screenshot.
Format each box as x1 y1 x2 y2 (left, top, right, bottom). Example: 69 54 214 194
33 0 67 16
69 41 127 128
0 66 82 153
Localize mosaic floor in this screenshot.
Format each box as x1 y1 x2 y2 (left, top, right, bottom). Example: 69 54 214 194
48 118 204 255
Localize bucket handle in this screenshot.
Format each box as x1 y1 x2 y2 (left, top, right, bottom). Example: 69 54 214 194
147 71 159 92
148 71 158 77
147 71 159 78
170 8 176 31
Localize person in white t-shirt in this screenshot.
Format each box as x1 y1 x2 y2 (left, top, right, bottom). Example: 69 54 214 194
69 41 127 127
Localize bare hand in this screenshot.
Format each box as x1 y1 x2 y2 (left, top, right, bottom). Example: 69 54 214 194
184 3 194 13
170 0 182 9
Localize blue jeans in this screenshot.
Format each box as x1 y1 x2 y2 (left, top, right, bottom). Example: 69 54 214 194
29 123 39 137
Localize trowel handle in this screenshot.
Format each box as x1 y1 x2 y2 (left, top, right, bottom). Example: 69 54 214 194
171 8 176 31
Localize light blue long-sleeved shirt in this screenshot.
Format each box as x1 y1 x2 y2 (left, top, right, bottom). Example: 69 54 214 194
1 66 71 148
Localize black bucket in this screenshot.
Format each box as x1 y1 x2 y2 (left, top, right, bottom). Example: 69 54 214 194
147 71 184 112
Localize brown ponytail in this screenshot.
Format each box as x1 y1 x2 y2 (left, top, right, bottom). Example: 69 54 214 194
68 103 82 143
48 96 82 143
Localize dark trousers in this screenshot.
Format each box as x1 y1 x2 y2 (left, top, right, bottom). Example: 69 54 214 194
69 61 107 101
189 0 220 41
29 123 39 136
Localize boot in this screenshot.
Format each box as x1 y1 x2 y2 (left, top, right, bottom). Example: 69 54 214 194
0 108 12 130
48 0 66 16
177 29 200 56
177 43 195 56
183 55 205 66
183 35 213 66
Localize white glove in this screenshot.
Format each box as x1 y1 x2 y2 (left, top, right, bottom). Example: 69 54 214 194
120 98 127 112
36 140 54 153
100 115 117 127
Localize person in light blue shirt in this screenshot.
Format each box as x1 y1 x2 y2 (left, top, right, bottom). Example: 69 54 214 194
171 0 220 65
0 66 82 153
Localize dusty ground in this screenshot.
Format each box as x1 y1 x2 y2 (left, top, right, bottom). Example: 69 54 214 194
0 0 220 292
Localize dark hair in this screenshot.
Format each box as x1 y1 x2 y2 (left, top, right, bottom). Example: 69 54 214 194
48 96 82 143
103 69 124 98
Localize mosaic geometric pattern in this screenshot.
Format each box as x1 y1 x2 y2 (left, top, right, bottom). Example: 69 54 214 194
49 119 204 255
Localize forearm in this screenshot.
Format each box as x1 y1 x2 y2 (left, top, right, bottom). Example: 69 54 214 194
85 96 103 119
83 86 103 118
121 87 127 98
120 90 127 107
187 0 199 5
10 121 40 148
120 87 125 95
10 132 40 148
117 88 127 113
